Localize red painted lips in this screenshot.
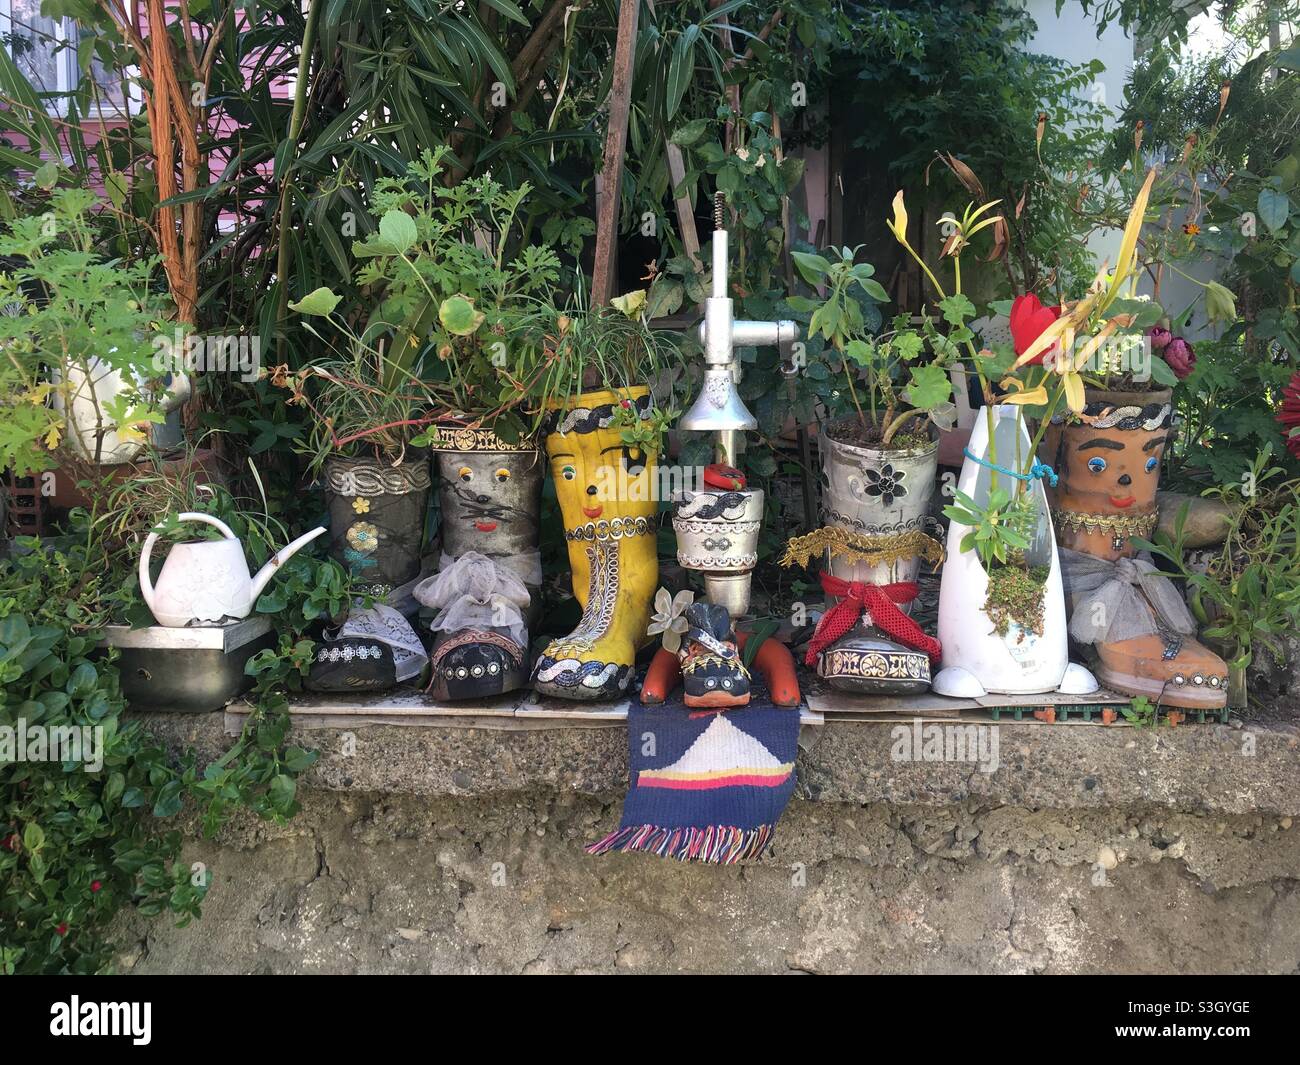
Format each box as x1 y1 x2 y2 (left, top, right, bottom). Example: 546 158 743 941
1109 495 1136 508
474 520 498 532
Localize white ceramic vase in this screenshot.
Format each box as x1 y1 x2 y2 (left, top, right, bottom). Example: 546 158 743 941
933 404 1093 697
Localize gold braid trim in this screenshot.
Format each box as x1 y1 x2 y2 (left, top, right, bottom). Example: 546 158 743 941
780 526 945 570
1052 507 1158 538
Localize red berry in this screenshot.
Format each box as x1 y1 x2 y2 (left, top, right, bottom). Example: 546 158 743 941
56 923 68 936
620 398 631 408
91 880 102 893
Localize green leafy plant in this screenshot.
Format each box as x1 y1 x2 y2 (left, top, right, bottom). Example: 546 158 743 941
0 447 352 973
1137 451 1300 706
1120 694 1159 729
281 148 567 464
0 189 180 474
944 486 1047 636
0 529 337 973
793 243 957 446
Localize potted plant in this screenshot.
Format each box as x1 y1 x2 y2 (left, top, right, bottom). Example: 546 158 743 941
0 190 189 480
281 148 563 600
1014 169 1229 709
528 298 683 700
786 246 956 692
879 186 1090 696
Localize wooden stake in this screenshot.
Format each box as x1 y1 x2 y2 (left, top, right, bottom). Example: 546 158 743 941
591 0 641 307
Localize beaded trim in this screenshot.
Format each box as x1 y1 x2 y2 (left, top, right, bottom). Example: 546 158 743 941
1052 507 1157 539
821 510 925 535
564 516 655 542
325 459 431 496
780 526 945 570
423 426 538 453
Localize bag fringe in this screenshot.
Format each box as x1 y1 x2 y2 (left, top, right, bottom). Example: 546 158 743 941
585 823 774 864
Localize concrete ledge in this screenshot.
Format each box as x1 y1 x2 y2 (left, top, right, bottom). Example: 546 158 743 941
131 709 1300 817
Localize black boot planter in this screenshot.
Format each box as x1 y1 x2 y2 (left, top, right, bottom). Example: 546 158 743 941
323 451 431 597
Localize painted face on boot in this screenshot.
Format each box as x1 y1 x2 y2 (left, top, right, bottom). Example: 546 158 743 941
1046 400 1172 559
1055 405 1170 515
552 444 655 522
437 450 542 560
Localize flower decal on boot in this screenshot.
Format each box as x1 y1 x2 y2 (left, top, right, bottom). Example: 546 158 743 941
864 464 907 507
346 521 379 553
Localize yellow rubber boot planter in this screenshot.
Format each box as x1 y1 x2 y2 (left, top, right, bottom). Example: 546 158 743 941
532 387 659 699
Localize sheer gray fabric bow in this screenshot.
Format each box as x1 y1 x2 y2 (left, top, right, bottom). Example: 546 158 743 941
414 552 530 644
1060 549 1196 645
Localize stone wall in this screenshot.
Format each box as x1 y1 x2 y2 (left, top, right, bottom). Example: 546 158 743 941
113 713 1300 974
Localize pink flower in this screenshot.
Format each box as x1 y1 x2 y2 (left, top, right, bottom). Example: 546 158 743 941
1148 326 1173 351
1279 371 1300 460
1164 336 1196 379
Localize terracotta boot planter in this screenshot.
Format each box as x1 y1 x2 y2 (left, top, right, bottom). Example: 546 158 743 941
1043 390 1227 710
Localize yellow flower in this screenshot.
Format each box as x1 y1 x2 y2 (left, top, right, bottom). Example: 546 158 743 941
352 498 371 514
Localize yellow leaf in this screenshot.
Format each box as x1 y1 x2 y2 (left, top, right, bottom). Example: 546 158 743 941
998 378 1050 405
1062 371 1086 414
1100 167 1157 314
888 190 908 243
1071 318 1121 372
43 422 61 450
611 289 647 319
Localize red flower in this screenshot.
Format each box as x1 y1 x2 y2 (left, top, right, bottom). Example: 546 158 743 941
56 923 68 936
1280 370 1300 460
1009 294 1061 365
0 833 17 852
91 880 102 893
1164 337 1196 379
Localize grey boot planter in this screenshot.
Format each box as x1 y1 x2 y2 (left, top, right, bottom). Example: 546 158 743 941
814 418 940 693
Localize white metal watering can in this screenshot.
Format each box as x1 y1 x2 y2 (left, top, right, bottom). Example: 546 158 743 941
139 512 326 627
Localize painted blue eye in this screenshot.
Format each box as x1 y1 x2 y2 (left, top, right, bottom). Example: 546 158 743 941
1145 456 1158 473
1088 456 1108 473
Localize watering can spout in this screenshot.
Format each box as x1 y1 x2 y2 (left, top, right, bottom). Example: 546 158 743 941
249 526 327 603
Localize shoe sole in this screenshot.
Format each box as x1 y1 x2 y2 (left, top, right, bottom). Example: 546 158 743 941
683 691 750 708
1096 666 1226 710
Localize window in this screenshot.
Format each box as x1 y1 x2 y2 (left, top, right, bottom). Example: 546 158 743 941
0 1 132 117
